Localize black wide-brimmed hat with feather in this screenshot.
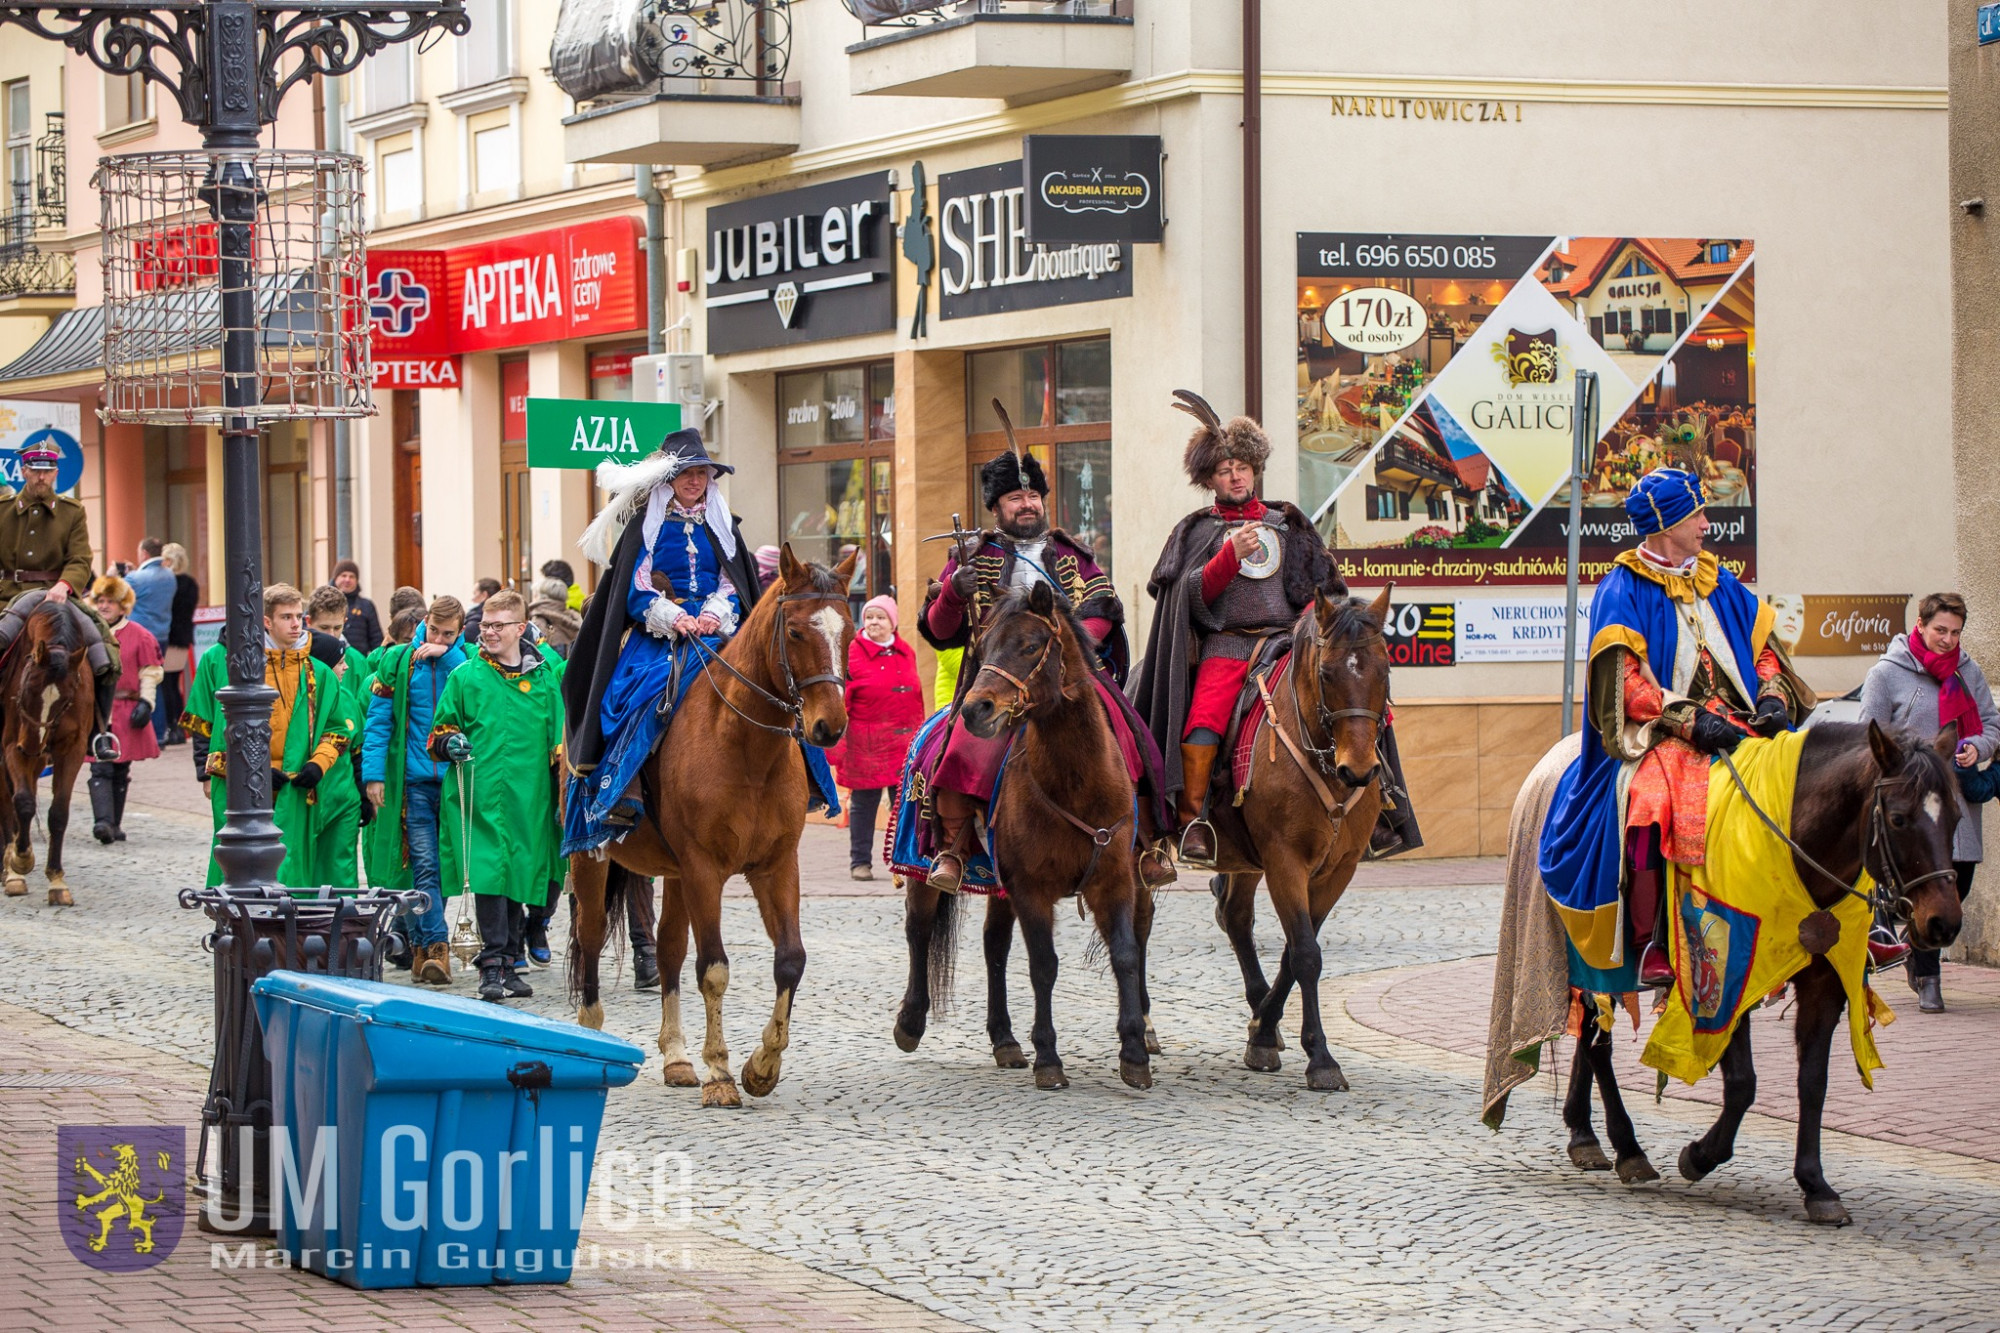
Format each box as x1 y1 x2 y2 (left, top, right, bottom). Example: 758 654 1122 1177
979 398 1049 509
1172 389 1270 486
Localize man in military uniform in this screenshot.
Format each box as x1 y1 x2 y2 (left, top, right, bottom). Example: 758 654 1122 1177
918 404 1172 891
0 439 121 760
1132 391 1421 867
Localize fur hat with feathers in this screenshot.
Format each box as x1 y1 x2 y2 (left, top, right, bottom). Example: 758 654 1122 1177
979 397 1049 510
1172 389 1270 486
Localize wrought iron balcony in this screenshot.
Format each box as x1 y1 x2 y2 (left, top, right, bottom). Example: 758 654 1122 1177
36 112 65 230
556 0 800 167
0 210 75 299
843 0 1133 102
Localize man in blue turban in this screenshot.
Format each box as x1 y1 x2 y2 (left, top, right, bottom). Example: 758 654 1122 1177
1538 466 1813 992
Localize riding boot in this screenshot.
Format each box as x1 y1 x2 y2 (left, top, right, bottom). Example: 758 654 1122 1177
88 766 116 844
627 878 660 990
1177 743 1220 868
928 788 978 894
90 674 119 762
110 768 129 841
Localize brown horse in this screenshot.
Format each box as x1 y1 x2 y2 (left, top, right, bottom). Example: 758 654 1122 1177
1208 588 1393 1091
1537 720 1963 1225
568 546 855 1108
895 580 1155 1090
0 600 94 905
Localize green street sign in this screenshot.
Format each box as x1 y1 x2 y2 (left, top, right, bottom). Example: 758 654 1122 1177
525 398 682 469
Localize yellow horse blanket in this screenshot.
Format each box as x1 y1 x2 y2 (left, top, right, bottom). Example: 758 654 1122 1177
1641 729 1894 1088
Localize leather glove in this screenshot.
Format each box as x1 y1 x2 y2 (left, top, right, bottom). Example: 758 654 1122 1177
948 561 978 602
270 767 291 789
443 732 473 763
291 761 323 791
129 699 152 729
1687 709 1746 755
1750 694 1789 737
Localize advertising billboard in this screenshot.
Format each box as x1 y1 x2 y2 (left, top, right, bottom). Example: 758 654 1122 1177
1298 234 1756 587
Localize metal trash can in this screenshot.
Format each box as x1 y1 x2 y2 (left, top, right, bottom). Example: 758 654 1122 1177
251 970 644 1288
182 885 420 1236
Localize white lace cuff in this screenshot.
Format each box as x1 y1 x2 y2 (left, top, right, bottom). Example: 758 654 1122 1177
700 591 739 637
644 595 681 638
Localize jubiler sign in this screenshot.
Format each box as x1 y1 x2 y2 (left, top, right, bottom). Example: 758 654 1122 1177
703 172 895 354
938 160 1132 321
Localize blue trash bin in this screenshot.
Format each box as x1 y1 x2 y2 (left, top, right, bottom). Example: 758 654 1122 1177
251 971 644 1289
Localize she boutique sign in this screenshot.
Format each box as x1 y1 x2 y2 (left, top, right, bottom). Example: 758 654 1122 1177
936 160 1133 320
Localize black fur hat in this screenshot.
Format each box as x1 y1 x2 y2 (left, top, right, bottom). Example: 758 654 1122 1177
980 449 1048 510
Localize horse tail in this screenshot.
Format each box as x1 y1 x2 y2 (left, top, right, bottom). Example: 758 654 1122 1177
927 886 959 1011
564 858 631 1006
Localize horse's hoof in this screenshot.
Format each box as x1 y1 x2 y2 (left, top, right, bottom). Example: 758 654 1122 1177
1568 1141 1612 1172
1804 1196 1852 1227
9 850 32 875
1143 1017 1162 1056
1243 1042 1283 1073
992 1041 1029 1069
700 1078 742 1109
576 1002 604 1030
662 1061 700 1087
1677 1143 1713 1183
1246 1020 1285 1050
3 876 24 897
1034 1063 1069 1091
46 885 71 907
1304 1064 1348 1092
1616 1154 1660 1184
892 1022 921 1053
1119 1060 1153 1091
740 1057 779 1099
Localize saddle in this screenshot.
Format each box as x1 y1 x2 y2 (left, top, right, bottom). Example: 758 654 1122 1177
0 591 110 675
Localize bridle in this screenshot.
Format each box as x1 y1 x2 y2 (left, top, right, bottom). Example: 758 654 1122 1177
1290 611 1387 780
1715 747 1959 922
691 589 846 741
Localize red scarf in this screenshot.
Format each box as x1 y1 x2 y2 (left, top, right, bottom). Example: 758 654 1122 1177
1908 629 1983 744
1214 499 1268 522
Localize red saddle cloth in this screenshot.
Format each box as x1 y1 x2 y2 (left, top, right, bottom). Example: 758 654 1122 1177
1231 653 1292 791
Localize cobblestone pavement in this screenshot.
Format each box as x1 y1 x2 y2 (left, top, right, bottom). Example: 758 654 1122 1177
3 784 2000 1330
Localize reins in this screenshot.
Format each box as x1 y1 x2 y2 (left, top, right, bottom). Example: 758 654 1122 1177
1713 745 1958 922
1260 612 1387 822
689 589 846 741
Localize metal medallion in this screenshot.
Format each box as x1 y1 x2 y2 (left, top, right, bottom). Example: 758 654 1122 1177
1237 523 1284 581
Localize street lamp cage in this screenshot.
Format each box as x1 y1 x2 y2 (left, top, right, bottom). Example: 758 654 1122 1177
95 148 372 426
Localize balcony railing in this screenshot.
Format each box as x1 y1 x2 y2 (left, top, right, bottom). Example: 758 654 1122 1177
842 0 1128 31
35 112 65 230
0 211 75 298
1376 438 1458 489
843 0 1134 101
552 0 794 104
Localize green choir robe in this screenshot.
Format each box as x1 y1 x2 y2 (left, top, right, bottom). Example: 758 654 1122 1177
430 646 566 905
305 643 367 888
183 640 350 889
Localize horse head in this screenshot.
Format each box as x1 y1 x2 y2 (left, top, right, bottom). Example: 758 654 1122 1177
960 580 1090 740
771 544 856 749
1300 585 1393 791
1864 720 1964 951
14 601 84 749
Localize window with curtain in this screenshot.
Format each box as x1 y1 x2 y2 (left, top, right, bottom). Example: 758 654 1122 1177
459 0 513 88
364 42 414 114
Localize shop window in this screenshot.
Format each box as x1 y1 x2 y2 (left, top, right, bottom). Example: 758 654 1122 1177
393 391 423 591
964 337 1114 575
776 361 895 611
264 423 311 592
500 358 530 590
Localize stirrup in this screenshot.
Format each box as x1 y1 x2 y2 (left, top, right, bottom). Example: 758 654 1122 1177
1177 817 1218 869
1138 843 1177 889
928 849 967 895
91 733 120 763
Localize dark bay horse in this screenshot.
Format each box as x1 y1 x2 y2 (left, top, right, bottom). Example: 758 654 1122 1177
0 600 93 905
1209 588 1392 1091
895 581 1155 1090
1537 720 1963 1225
568 546 855 1108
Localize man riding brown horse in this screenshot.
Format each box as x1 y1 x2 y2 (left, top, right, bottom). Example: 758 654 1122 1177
1131 390 1421 867
917 402 1173 892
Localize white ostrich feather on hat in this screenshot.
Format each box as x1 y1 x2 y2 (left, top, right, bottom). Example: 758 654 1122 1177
579 451 689 567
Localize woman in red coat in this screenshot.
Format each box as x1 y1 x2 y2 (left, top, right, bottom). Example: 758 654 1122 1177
89 575 164 844
830 594 926 880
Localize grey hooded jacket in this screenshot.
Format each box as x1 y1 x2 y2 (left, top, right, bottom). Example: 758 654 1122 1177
1858 635 2000 861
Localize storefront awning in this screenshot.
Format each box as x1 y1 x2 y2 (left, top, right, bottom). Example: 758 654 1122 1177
0 304 103 383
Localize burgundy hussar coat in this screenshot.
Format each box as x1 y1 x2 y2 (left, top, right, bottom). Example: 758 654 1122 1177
828 634 926 791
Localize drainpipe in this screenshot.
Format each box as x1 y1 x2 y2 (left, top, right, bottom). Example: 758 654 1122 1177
326 74 354 560
1242 0 1262 422
637 167 667 355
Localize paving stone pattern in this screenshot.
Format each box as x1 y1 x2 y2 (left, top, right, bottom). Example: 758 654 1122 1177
1 790 1998 1330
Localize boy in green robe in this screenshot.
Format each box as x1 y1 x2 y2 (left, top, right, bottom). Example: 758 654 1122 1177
179 583 350 889
427 590 566 1002
306 584 366 887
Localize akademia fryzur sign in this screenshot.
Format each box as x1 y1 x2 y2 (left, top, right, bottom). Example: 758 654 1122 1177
703 172 895 355
1022 135 1164 245
937 160 1132 321
525 398 682 470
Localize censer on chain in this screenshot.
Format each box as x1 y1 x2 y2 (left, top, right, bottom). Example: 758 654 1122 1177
448 753 480 965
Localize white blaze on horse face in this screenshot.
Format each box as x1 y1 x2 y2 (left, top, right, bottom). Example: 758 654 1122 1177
1345 652 1358 676
810 607 846 681
1924 792 1944 826
38 684 58 728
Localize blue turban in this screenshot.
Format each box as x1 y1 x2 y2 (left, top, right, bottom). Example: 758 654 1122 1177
1625 467 1705 537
